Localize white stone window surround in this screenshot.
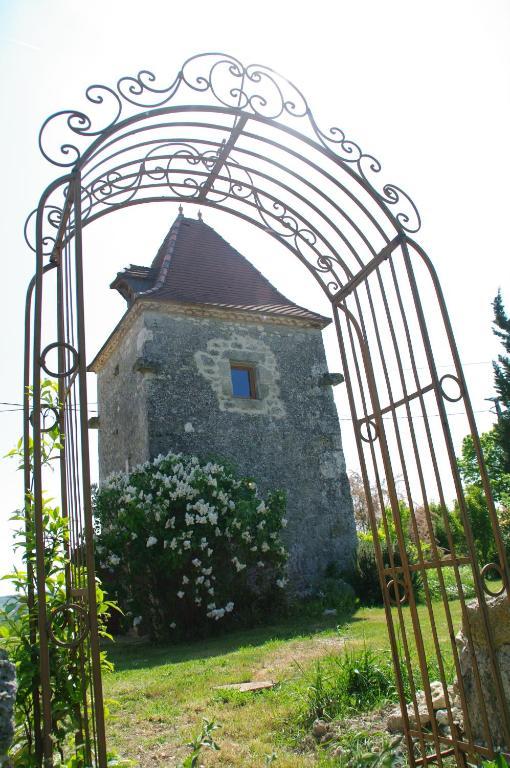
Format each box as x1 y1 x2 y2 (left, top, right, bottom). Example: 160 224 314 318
194 334 286 418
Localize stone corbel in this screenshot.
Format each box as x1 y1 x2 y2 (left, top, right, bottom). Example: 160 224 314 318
133 357 161 374
319 372 345 387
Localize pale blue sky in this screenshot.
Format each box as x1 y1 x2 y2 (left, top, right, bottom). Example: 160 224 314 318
1 0 509 591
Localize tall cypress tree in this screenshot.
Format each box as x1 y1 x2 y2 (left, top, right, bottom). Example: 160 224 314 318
492 290 510 472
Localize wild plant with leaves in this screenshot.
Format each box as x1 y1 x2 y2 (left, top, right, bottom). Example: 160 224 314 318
179 719 220 768
1 380 116 766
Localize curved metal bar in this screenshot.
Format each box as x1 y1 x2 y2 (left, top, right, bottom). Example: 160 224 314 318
62 193 345 304
35 118 396 295
80 139 381 272
81 133 379 251
83 174 350 294
79 163 355 285
78 117 394 247
39 64 419 234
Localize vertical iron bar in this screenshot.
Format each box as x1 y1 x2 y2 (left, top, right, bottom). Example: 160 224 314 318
23 268 54 765
341 292 430 762
385 250 483 757
361 267 460 764
72 172 108 767
33 204 54 767
332 305 418 766
56 250 72 592
369 256 464 731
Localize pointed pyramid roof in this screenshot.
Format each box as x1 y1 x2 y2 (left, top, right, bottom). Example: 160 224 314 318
110 212 330 327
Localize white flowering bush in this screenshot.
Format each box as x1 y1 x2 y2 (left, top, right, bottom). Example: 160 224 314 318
93 452 288 640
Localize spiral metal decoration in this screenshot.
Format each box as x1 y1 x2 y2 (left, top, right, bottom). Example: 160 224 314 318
35 52 420 234
34 137 346 293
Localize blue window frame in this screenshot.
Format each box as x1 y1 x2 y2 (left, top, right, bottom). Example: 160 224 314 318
230 364 256 398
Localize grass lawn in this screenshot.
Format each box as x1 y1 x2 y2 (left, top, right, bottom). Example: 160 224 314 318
103 599 463 767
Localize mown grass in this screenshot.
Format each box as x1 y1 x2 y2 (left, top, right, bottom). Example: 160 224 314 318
103 600 463 767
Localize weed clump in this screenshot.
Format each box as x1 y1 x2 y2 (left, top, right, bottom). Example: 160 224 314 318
302 648 398 725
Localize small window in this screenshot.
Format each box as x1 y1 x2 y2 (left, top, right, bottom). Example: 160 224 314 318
230 363 257 399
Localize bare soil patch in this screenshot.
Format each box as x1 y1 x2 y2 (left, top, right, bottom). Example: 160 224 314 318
252 634 347 681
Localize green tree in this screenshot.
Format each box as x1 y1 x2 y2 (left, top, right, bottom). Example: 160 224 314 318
454 485 496 566
458 428 510 505
457 428 510 565
492 290 510 472
429 501 465 555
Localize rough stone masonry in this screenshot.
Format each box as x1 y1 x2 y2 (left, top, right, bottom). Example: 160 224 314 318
89 212 356 592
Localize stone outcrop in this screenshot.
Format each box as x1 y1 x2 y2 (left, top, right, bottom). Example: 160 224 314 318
0 649 16 766
386 593 510 750
454 592 510 749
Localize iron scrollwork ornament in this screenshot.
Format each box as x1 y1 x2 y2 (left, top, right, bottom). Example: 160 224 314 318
24 205 64 255
77 139 347 292
35 53 421 234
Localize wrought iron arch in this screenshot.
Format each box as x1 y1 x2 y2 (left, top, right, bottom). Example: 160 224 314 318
23 53 510 767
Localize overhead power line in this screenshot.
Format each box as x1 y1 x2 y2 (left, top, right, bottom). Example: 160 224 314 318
0 407 494 419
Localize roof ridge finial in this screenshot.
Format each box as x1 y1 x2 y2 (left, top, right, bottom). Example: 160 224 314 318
178 204 183 216
197 210 203 221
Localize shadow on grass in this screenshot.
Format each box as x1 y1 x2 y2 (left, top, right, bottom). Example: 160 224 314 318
103 608 364 673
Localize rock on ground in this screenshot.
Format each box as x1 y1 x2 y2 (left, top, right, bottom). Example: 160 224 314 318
386 682 456 733
0 649 17 766
454 592 510 749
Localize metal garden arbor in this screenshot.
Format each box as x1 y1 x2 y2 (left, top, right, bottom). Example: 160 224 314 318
23 53 510 766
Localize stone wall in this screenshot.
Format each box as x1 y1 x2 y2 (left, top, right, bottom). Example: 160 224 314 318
96 313 151 483
95 304 356 591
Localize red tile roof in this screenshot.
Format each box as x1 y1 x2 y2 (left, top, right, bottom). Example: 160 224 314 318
110 213 330 327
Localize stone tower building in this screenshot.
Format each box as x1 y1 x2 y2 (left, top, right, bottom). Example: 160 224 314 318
89 211 356 590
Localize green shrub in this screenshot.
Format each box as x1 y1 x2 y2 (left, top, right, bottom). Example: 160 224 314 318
351 540 422 606
303 661 338 723
426 565 477 602
316 576 358 613
457 485 499 567
351 540 383 606
1 506 116 767
180 719 220 768
337 647 398 712
93 452 288 641
285 563 358 622
478 754 509 768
